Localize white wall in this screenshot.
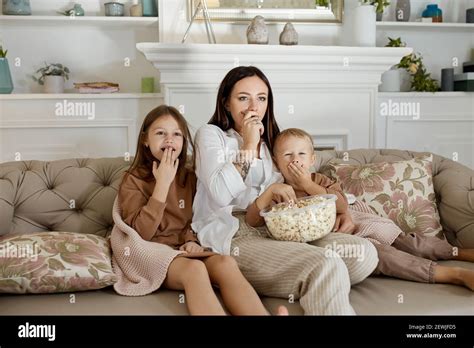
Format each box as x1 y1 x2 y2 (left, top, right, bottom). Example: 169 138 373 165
1 0 160 93
160 0 474 81
2 0 473 92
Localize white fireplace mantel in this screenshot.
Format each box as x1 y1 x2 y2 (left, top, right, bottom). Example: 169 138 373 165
136 43 412 84
136 43 412 149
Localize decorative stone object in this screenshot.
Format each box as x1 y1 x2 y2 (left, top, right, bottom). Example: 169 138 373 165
247 15 269 45
279 22 298 45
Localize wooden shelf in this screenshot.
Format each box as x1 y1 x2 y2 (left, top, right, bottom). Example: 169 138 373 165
377 21 474 31
0 93 163 100
0 15 158 27
378 92 473 98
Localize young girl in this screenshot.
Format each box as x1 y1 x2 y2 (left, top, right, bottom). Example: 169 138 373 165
115 104 286 315
251 127 474 290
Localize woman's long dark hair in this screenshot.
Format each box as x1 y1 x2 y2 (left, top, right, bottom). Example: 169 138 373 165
208 66 280 154
123 104 194 185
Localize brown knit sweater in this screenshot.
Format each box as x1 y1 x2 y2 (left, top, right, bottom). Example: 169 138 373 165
118 168 199 249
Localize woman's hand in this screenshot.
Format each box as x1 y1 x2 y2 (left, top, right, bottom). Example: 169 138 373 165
179 241 204 253
333 212 356 234
152 147 179 189
269 183 297 204
241 110 264 151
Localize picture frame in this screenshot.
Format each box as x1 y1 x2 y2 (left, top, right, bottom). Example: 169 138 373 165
188 0 344 24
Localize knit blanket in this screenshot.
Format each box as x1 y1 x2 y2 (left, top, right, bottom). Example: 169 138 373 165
349 200 402 245
110 197 186 296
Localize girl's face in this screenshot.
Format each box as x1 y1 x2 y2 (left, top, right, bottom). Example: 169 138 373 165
144 115 184 162
225 75 269 134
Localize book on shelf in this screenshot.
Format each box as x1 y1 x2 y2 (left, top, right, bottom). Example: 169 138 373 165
74 82 120 94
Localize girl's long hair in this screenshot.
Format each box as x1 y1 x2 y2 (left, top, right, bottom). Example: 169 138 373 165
124 105 194 185
208 66 280 154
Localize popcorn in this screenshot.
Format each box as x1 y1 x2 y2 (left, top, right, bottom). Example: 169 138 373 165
260 194 337 243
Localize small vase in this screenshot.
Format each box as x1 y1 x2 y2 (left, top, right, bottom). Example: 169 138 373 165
396 0 411 22
130 0 143 17
353 4 376 47
379 69 401 92
0 58 14 94
2 0 31 15
376 11 383 21
142 0 158 17
400 69 411 91
44 76 64 94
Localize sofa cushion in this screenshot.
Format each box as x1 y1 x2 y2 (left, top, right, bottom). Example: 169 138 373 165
0 158 130 236
315 149 474 248
0 260 472 315
0 232 116 294
325 156 442 237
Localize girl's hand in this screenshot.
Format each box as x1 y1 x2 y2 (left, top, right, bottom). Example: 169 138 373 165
152 147 179 188
241 110 264 150
333 212 356 234
269 183 297 204
288 160 313 191
179 241 204 253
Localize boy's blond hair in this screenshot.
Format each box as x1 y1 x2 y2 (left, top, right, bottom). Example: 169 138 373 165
274 128 315 154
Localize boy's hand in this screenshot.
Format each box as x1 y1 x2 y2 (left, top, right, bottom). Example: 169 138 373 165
333 212 356 234
269 183 297 204
179 241 204 253
288 160 313 192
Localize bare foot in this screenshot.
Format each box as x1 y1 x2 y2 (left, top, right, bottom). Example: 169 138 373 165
277 305 289 316
454 249 474 263
459 268 474 291
435 266 474 291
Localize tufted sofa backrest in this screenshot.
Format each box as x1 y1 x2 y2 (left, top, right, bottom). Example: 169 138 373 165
0 158 130 237
0 150 473 248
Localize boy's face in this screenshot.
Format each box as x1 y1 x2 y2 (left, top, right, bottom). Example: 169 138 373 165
274 136 316 185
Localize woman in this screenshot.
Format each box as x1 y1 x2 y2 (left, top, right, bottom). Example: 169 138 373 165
192 66 379 315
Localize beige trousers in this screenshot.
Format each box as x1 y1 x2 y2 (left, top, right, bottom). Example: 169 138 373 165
230 214 379 315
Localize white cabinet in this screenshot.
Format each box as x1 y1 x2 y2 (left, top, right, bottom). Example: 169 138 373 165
376 92 474 169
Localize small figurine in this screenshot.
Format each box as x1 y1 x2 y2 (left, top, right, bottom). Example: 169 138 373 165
58 4 85 17
279 22 298 45
247 15 269 45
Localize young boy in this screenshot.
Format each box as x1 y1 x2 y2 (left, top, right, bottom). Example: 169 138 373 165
246 128 474 290
246 128 356 233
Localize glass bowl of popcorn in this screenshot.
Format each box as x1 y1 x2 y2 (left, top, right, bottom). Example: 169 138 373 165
259 194 337 243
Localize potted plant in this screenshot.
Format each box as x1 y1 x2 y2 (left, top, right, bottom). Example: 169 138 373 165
381 37 439 92
33 63 70 93
362 0 391 21
0 46 14 94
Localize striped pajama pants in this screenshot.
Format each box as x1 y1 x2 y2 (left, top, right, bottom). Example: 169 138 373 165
230 214 379 315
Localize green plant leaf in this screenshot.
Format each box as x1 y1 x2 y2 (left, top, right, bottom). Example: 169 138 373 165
88 266 100 280
403 165 413 180
412 181 425 194
91 262 110 273
371 193 391 205
48 258 66 271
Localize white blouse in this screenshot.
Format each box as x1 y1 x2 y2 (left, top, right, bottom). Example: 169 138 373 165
191 124 283 255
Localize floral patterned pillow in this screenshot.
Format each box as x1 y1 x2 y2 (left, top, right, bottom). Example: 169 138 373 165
325 156 442 236
0 232 117 294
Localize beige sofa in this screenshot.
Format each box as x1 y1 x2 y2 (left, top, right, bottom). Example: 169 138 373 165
1 149 473 315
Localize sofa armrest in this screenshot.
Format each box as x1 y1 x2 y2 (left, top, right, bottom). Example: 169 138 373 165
434 157 474 248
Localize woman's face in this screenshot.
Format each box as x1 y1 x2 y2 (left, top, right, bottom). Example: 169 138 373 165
225 75 269 134
144 115 184 162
